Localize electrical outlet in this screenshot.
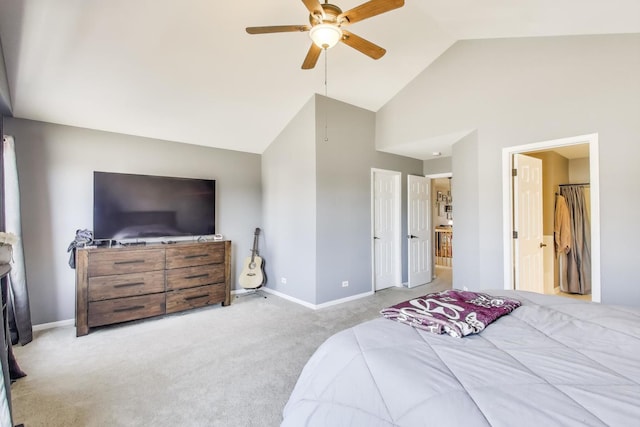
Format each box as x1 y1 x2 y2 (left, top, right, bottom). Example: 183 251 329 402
281 277 287 284
342 281 349 288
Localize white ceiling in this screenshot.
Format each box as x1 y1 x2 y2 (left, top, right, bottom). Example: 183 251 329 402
548 144 591 160
1 1 638 156
527 143 590 160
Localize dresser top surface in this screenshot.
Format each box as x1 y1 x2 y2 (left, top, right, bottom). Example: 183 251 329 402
79 240 229 253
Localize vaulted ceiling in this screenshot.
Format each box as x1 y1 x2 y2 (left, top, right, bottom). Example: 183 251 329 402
1 1 638 156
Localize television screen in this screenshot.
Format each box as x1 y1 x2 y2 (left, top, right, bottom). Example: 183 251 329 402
93 172 215 241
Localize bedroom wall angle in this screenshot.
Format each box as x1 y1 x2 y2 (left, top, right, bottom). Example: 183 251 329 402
262 95 423 306
377 33 640 306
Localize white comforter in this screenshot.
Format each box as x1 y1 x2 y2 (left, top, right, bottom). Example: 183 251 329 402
282 291 640 426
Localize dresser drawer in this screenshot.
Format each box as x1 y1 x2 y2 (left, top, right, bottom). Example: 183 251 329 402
88 293 166 327
166 283 226 314
88 249 165 277
88 270 165 302
166 264 225 291
166 243 224 269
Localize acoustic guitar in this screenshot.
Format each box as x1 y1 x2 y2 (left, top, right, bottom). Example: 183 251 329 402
239 228 265 289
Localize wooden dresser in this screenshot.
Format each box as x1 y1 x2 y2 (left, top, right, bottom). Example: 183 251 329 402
75 240 231 336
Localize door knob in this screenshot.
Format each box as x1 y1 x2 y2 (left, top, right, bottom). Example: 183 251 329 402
539 243 547 248
408 235 417 239
373 236 380 240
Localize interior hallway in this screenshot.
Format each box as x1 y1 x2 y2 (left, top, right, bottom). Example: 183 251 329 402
434 265 452 287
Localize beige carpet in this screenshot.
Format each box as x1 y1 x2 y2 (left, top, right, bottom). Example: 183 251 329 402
11 271 451 426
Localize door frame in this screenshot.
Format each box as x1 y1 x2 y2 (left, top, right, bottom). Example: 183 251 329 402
501 133 601 302
371 168 402 291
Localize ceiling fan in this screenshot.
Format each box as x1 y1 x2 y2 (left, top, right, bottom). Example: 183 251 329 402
246 0 405 69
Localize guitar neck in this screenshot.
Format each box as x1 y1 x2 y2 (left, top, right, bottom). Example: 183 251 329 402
250 232 259 262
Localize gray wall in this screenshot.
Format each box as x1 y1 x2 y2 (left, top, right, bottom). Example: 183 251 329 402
262 97 317 303
450 133 479 290
423 157 452 175
262 95 423 306
315 96 423 304
376 33 640 306
0 37 11 115
3 117 262 324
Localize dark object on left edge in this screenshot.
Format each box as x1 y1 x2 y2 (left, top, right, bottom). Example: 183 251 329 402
8 346 25 382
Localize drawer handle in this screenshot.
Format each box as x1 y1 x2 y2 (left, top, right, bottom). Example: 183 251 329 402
185 294 209 301
113 305 145 313
185 254 208 259
114 260 145 265
114 282 145 288
185 273 209 280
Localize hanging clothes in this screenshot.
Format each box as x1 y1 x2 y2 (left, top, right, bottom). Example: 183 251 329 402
559 185 591 295
555 194 571 295
554 194 571 255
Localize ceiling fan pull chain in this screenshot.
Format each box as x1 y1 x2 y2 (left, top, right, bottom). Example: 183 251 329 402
324 48 329 142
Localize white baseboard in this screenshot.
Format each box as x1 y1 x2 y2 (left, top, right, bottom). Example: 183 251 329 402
33 318 74 331
313 290 375 309
252 287 374 310
34 289 374 331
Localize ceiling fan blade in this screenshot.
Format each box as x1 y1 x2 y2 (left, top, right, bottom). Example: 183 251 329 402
302 43 322 69
340 30 386 60
246 25 310 35
338 0 404 25
301 0 325 18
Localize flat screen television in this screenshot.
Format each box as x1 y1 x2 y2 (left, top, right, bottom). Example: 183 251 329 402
93 171 215 241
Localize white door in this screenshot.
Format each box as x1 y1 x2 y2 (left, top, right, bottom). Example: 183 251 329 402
513 154 544 293
373 170 401 290
408 175 432 288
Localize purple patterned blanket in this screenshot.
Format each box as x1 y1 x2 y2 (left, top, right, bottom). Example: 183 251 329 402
380 289 521 337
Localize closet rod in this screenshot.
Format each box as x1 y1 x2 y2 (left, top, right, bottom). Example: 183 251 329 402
559 183 590 187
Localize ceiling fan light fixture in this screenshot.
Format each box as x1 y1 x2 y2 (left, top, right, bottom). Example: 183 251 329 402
309 24 342 49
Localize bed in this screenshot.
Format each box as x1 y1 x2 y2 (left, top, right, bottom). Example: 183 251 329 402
282 290 640 426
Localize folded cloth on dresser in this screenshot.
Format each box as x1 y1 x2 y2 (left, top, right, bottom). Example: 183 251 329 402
66 229 93 269
380 289 521 337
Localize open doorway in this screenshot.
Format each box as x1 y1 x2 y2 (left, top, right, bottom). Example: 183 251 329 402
527 146 592 301
426 173 453 286
502 134 600 302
